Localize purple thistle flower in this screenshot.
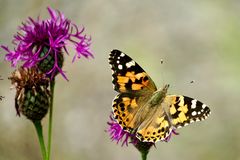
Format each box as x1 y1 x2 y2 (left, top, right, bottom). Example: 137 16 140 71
1 7 93 80
107 113 179 147
107 114 136 146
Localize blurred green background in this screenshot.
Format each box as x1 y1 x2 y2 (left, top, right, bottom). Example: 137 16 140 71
0 0 240 160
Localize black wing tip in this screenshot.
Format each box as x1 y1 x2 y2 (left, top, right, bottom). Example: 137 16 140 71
111 49 122 53
110 49 123 56
109 49 123 62
205 106 211 115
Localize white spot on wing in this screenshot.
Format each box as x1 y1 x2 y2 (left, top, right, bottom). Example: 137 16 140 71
126 60 135 68
117 60 120 64
191 99 197 109
202 104 207 109
118 65 123 70
120 53 125 57
192 111 197 116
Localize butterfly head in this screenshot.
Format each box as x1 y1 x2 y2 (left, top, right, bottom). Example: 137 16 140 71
161 84 170 93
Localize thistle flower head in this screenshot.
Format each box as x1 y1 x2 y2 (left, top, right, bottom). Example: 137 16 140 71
107 112 179 159
9 67 50 121
107 114 137 146
1 7 93 80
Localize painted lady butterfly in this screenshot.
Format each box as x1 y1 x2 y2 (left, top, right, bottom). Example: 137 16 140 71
109 49 211 143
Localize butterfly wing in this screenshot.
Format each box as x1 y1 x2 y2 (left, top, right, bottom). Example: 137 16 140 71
112 92 153 132
109 49 157 93
136 95 211 142
109 49 157 132
136 107 173 142
165 95 211 128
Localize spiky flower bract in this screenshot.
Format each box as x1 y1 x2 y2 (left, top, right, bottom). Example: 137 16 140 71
1 7 93 80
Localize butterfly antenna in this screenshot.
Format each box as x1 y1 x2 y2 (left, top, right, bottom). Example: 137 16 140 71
159 57 167 89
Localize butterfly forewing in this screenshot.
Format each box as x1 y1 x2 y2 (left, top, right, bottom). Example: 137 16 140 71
109 49 157 133
109 49 157 93
164 95 211 128
135 95 211 143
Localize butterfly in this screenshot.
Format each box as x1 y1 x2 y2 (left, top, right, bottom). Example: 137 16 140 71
109 49 211 143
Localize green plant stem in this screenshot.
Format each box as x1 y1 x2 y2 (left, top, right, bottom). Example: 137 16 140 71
33 120 47 160
141 151 148 160
47 79 55 160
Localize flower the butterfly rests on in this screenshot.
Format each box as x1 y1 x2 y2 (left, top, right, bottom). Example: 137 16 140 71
107 49 211 159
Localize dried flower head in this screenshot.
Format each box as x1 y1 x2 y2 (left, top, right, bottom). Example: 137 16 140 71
9 67 50 121
1 7 93 80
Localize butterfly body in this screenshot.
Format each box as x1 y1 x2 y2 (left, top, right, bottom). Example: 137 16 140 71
109 49 210 143
128 84 169 133
149 84 169 106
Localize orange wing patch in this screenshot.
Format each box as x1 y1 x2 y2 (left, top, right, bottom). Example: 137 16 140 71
116 71 151 92
136 115 172 142
109 50 157 93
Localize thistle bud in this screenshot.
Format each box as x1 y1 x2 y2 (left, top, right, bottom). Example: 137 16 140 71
37 47 64 77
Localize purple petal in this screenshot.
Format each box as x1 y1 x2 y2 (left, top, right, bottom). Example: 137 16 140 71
106 113 135 147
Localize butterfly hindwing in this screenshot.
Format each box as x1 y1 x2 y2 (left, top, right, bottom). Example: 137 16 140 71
112 92 152 132
136 108 173 142
109 49 157 93
164 95 211 128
